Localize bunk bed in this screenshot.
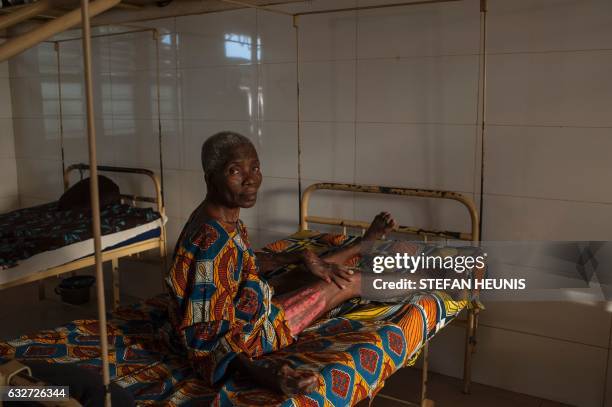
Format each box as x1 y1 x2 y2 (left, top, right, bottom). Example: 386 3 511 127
0 163 168 310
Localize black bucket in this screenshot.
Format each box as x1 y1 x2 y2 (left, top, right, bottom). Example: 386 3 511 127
55 275 95 305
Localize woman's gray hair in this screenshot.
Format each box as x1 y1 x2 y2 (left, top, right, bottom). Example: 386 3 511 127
201 131 254 176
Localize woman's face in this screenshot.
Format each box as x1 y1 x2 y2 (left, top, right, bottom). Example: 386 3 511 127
208 143 262 209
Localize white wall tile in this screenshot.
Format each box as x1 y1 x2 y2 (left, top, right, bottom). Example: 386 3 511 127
8 42 57 78
488 0 612 54
487 51 612 127
272 0 356 14
257 176 300 234
485 125 612 204
18 197 48 208
0 118 15 159
58 37 110 75
357 0 480 58
299 60 355 122
61 118 114 166
479 301 611 349
109 31 173 72
132 17 176 35
179 169 206 219
0 196 19 213
160 168 181 218
240 205 259 232
356 56 479 124
0 78 12 119
483 195 612 241
474 326 606 407
181 120 257 171
12 117 61 160
258 121 298 179
430 324 607 407
181 65 257 121
159 118 182 170
177 9 256 68
258 62 297 121
16 158 63 202
0 158 18 198
58 72 112 118
300 121 355 183
156 70 181 120
110 70 165 120
165 215 185 255
112 118 163 169
10 75 59 118
256 10 295 64
0 50 8 78
355 123 476 192
296 7 357 62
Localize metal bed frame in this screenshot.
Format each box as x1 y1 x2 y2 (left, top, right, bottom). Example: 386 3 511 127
300 182 481 407
0 163 168 311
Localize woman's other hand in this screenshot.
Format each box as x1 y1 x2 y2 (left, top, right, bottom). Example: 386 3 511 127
301 249 355 289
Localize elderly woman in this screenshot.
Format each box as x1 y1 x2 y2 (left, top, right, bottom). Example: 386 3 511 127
166 132 398 396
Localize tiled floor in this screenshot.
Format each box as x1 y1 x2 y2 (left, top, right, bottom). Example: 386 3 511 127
356 368 573 406
0 261 572 407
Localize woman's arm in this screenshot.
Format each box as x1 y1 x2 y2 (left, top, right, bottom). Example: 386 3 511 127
254 250 307 275
255 249 355 289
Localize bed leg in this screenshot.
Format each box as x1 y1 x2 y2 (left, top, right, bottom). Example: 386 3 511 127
111 258 120 311
463 308 478 394
420 342 435 407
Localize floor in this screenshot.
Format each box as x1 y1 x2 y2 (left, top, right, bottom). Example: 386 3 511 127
0 260 572 407
356 368 572 406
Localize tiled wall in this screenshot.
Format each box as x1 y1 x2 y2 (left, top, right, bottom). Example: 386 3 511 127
0 40 18 212
7 0 612 405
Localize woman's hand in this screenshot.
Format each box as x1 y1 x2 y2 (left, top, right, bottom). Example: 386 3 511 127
301 250 355 289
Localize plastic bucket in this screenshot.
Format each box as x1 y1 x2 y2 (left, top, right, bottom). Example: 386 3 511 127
55 275 95 305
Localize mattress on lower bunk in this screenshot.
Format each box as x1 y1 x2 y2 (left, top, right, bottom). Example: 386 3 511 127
0 231 472 406
0 202 164 285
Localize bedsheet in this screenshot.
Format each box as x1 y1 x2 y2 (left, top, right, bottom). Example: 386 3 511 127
0 231 470 406
0 202 161 270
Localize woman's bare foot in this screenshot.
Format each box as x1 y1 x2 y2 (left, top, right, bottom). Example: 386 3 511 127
363 212 396 241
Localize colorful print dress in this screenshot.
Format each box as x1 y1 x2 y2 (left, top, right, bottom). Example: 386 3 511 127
166 217 293 387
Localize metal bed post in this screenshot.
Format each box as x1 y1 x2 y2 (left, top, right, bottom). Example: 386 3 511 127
463 0 487 395
152 27 169 283
293 13 303 222
80 0 111 404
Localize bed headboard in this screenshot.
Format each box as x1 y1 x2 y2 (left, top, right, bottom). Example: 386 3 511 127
63 163 165 218
300 183 479 244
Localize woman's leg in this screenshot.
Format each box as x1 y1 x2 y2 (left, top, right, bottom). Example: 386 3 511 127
318 212 396 266
274 272 362 336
